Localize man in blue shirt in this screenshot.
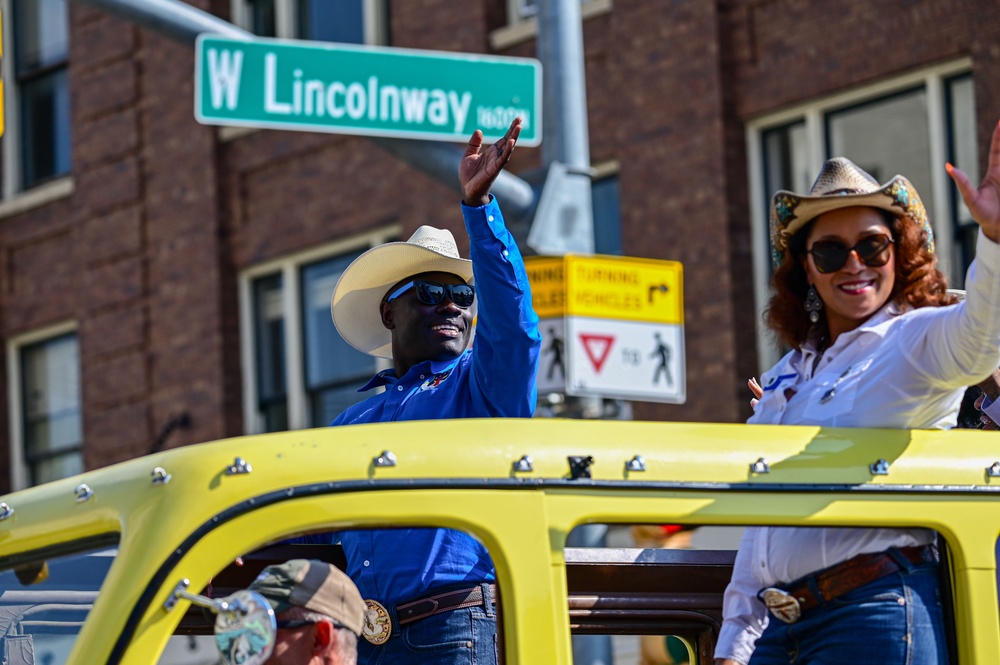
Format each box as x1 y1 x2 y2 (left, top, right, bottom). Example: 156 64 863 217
327 117 540 664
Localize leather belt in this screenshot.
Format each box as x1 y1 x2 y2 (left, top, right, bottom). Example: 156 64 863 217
759 544 936 624
397 583 497 626
362 584 497 645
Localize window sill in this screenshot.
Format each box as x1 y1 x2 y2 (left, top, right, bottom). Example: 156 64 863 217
490 0 612 51
0 177 75 220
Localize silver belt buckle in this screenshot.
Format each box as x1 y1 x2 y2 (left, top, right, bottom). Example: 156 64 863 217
760 587 801 624
362 599 392 644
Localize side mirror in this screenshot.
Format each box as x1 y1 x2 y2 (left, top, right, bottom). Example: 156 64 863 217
166 582 276 665
213 590 277 665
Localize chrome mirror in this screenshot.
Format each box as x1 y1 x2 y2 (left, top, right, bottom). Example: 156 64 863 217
213 590 277 665
167 581 276 665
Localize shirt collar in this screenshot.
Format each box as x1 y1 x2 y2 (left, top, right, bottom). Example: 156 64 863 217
357 352 468 392
803 300 902 354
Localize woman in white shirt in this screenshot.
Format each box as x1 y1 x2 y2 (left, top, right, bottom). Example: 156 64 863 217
715 120 1000 665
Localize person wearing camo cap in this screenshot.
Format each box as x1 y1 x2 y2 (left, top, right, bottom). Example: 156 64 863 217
249 559 366 665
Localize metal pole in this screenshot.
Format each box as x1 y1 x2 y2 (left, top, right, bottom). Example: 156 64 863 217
369 137 535 215
537 0 591 172
75 0 536 216
75 0 252 44
529 0 594 254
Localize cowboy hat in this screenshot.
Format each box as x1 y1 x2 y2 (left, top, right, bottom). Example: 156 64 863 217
769 157 933 266
331 226 474 359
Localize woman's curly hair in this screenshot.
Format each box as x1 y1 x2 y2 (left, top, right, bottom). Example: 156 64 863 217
766 209 954 349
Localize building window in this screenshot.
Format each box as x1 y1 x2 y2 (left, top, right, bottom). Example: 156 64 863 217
592 170 622 255
231 0 388 45
8 326 83 490
3 0 72 195
746 60 975 368
241 230 397 434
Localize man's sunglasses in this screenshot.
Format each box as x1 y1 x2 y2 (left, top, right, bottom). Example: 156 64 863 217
386 280 476 308
807 234 893 274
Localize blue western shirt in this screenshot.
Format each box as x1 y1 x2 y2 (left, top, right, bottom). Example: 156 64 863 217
331 196 540 605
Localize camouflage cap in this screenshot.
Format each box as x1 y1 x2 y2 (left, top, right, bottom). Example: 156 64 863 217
249 559 365 636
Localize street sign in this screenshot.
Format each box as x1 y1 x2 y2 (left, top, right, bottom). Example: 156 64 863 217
526 255 685 404
566 317 686 403
524 256 564 319
564 255 683 324
195 35 541 145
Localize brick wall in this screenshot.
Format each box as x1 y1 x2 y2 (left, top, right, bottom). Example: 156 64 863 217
0 0 996 487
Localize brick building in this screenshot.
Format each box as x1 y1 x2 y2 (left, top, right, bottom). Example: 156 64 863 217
1 0 997 492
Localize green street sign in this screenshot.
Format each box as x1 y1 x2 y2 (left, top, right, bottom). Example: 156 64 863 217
195 35 541 146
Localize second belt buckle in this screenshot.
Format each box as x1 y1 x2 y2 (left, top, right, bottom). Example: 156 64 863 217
363 599 392 644
760 587 801 624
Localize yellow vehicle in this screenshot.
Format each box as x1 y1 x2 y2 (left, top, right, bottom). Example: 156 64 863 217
1 419 1000 664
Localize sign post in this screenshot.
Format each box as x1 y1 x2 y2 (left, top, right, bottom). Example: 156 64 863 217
195 35 541 145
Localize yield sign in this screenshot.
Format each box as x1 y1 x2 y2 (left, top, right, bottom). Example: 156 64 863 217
579 334 615 373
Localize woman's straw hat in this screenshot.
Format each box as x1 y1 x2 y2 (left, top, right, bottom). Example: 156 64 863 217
770 157 932 266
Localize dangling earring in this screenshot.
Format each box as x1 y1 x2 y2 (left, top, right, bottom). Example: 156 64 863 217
804 285 823 323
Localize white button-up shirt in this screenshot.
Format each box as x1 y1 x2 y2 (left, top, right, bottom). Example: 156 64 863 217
716 229 1000 664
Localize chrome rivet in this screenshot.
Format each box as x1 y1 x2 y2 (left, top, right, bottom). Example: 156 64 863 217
987 462 1000 477
750 458 770 474
0 503 13 521
870 459 890 476
512 455 533 473
75 484 93 503
373 451 397 468
151 467 172 485
225 457 252 475
625 455 646 472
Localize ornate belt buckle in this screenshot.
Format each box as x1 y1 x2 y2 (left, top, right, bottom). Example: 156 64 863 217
760 587 801 624
362 599 392 644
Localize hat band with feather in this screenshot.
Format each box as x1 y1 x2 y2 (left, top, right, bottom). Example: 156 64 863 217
769 157 933 267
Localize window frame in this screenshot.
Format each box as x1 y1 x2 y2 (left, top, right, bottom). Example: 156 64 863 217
744 58 973 370
1 0 72 198
6 320 81 491
239 227 399 434
230 0 387 45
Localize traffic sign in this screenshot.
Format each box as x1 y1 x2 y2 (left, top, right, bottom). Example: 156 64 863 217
526 254 686 403
524 256 564 319
565 254 683 324
567 318 686 404
195 35 541 145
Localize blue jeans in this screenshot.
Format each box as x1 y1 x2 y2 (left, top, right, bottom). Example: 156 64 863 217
359 588 498 665
750 562 949 665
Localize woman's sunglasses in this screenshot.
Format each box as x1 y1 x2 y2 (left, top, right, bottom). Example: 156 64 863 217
386 280 476 308
807 234 893 274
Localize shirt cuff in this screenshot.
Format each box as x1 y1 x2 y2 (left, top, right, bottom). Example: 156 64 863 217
983 394 1000 425
714 623 756 665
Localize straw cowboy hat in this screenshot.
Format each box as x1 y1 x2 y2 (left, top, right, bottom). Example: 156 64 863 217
769 157 933 266
330 226 474 359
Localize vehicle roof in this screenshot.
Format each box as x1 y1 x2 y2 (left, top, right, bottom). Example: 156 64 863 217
3 418 999 555
3 419 1000 665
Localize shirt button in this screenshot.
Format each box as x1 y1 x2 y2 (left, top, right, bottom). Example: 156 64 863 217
397 385 403 391
364 560 370 567
488 215 495 222
502 250 509 257
420 374 426 379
